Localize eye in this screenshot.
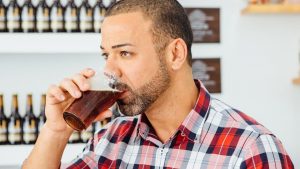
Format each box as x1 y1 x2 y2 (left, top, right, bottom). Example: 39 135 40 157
101 53 109 60
120 51 132 58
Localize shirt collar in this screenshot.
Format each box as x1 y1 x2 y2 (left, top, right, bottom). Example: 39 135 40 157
178 80 211 142
138 80 211 142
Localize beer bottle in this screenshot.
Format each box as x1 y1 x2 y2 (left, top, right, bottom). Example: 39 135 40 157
69 130 81 144
101 117 110 126
21 0 36 32
0 94 9 145
80 124 94 143
0 0 8 32
50 0 65 32
8 94 23 145
36 0 50 32
23 94 38 144
37 94 46 134
79 0 93 33
64 0 78 32
7 0 22 32
93 0 105 33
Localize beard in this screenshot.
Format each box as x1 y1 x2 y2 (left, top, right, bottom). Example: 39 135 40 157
114 57 171 116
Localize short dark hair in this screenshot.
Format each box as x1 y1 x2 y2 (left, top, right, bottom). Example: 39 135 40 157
105 0 193 66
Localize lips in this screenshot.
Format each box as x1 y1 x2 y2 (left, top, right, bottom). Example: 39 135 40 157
119 90 129 99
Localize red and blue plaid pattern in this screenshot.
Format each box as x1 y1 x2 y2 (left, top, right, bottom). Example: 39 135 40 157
62 80 294 169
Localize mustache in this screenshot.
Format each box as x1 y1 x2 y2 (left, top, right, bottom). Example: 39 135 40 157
110 81 132 92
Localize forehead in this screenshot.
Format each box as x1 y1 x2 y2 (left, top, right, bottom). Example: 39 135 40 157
101 12 153 48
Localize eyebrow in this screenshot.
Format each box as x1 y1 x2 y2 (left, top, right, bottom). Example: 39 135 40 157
100 43 134 50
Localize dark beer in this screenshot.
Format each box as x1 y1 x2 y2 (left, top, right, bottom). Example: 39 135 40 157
63 90 122 131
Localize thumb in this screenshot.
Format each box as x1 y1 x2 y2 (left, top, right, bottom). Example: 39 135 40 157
94 109 113 122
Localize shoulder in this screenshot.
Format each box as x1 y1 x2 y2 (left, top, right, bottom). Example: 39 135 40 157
208 98 272 136
207 98 294 168
240 134 294 168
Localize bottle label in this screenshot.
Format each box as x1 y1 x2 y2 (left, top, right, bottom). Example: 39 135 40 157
22 7 35 30
80 125 93 142
7 8 20 30
23 119 36 143
38 120 44 133
51 8 63 30
0 21 5 29
37 8 50 31
8 120 22 143
69 131 80 142
65 8 77 31
80 8 92 31
0 120 8 142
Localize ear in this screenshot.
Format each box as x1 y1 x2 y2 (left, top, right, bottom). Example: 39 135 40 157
166 38 188 71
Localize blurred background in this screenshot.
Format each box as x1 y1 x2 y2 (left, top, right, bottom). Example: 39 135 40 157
0 0 299 168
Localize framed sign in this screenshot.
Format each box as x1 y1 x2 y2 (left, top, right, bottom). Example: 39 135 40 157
192 58 221 93
185 8 220 43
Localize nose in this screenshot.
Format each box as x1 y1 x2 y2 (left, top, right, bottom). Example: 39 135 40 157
103 56 122 79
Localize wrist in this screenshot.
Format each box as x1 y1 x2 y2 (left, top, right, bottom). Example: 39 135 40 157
43 122 74 139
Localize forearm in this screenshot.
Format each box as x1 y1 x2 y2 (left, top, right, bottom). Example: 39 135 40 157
22 122 73 169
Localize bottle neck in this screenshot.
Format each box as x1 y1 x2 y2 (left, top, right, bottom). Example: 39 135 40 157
11 95 19 116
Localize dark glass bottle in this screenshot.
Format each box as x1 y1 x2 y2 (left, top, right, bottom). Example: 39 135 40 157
80 124 94 143
64 0 78 32
0 0 8 32
93 0 105 33
7 0 22 32
0 94 9 145
21 0 36 32
79 0 93 33
37 94 46 134
68 130 81 144
36 0 51 32
50 0 65 32
8 94 23 145
23 94 38 144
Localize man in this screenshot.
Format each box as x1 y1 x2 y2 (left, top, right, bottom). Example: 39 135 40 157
23 0 294 168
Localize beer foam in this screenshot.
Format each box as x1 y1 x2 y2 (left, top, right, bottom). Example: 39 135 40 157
89 73 119 91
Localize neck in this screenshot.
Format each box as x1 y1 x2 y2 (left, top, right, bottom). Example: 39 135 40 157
144 70 199 143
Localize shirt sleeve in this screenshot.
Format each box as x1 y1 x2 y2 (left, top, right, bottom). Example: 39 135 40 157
240 134 294 169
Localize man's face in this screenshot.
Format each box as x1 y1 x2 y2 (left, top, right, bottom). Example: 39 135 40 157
101 12 171 116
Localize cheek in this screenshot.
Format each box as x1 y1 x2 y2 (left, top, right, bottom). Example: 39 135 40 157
120 58 158 90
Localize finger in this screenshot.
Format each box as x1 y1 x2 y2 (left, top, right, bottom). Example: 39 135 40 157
47 84 67 103
59 78 82 98
71 73 90 91
94 109 113 122
80 68 95 78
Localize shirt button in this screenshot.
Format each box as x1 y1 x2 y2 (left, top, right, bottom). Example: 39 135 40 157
181 133 186 137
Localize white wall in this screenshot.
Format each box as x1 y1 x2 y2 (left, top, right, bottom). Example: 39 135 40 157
0 0 299 167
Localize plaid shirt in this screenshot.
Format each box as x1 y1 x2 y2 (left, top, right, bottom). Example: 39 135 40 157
62 80 294 169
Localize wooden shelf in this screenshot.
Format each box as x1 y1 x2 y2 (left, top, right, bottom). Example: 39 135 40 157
292 77 300 85
242 4 300 14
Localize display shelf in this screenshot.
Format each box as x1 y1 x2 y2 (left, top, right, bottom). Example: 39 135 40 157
0 33 101 54
292 77 300 85
242 4 300 14
0 144 86 166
